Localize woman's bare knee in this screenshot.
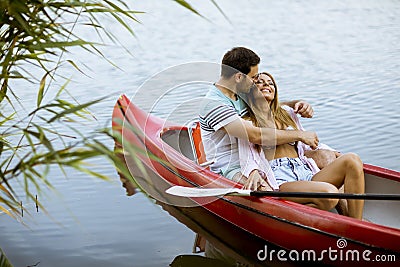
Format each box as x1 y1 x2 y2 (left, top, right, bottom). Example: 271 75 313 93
342 153 363 170
315 183 339 210
280 181 339 211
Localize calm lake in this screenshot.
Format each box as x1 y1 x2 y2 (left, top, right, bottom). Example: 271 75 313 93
1 0 399 266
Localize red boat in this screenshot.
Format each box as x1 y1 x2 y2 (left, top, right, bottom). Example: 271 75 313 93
112 94 400 266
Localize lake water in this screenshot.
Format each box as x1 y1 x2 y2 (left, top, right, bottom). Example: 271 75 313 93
1 0 399 266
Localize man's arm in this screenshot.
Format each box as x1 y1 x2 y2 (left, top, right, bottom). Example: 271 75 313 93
223 118 319 149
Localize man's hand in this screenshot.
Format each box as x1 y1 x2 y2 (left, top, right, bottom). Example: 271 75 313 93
294 100 314 118
243 170 273 191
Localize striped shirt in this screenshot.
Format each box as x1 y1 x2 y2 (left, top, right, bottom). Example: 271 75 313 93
199 85 248 176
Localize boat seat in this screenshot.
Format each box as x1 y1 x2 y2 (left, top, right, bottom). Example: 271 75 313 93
187 120 214 167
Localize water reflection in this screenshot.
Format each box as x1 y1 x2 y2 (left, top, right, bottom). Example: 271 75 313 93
119 173 137 197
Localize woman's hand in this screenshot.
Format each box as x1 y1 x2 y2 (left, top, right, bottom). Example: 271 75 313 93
243 170 273 191
294 101 314 118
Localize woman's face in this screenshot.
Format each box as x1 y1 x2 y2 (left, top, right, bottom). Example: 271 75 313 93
255 73 275 103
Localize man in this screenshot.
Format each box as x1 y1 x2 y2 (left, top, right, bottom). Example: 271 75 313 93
199 47 319 191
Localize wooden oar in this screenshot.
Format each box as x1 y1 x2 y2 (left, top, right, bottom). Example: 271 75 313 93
166 186 400 200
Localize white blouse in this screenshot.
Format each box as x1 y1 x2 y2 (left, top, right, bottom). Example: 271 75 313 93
238 106 335 190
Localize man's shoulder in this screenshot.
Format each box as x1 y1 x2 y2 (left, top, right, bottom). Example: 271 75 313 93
204 85 231 103
200 86 233 113
199 87 241 131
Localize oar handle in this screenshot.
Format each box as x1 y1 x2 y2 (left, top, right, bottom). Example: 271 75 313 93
250 191 400 200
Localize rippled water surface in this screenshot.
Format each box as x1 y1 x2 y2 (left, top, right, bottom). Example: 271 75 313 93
1 0 399 266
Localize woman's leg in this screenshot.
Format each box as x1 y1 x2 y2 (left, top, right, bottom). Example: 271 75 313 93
279 181 339 211
335 186 349 216
311 153 365 219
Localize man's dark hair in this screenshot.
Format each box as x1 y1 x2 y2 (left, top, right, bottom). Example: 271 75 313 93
221 47 260 78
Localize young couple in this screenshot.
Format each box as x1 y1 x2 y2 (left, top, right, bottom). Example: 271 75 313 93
199 47 365 219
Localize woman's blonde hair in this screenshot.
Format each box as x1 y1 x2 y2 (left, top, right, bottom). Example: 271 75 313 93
243 72 298 131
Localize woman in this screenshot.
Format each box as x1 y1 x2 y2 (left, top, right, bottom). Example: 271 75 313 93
239 72 365 219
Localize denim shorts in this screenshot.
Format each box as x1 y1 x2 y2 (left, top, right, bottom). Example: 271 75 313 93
270 157 314 186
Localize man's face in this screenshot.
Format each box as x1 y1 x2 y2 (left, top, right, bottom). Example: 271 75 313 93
237 65 259 94
248 65 259 79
